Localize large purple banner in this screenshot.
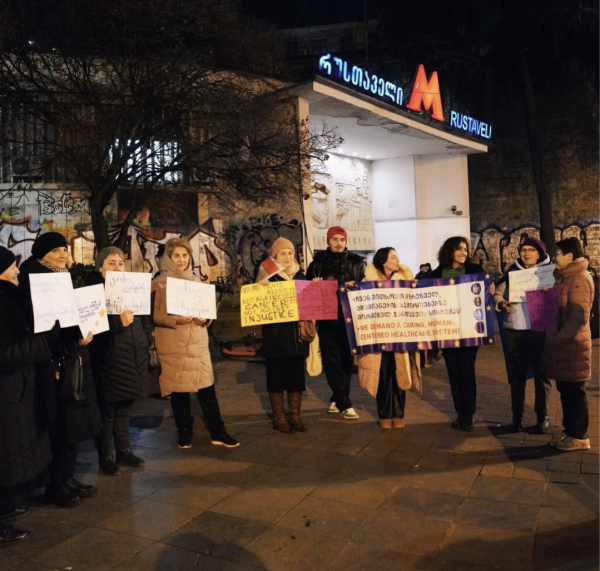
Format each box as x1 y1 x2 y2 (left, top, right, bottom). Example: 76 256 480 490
339 273 495 355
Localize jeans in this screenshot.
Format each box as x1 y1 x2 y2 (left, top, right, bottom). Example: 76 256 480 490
318 320 353 411
95 400 134 457
376 352 406 419
170 386 225 438
505 329 551 420
556 381 589 440
442 346 479 420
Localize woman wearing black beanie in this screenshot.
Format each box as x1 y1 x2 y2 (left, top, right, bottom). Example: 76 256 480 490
19 233 101 508
0 247 53 542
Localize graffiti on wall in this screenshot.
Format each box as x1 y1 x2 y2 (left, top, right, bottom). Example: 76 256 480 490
471 222 600 275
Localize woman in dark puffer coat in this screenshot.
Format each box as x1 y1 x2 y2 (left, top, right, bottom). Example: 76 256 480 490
87 247 152 475
0 247 52 543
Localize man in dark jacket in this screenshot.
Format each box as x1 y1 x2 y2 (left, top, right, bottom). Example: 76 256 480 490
307 226 365 419
88 247 153 475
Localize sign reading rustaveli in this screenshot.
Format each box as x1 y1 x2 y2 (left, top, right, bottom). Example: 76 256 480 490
339 274 495 354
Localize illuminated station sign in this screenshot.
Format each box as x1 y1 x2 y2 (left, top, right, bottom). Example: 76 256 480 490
318 54 492 140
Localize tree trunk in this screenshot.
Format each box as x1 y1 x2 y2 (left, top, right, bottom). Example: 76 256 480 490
518 50 556 255
89 196 111 251
115 196 138 251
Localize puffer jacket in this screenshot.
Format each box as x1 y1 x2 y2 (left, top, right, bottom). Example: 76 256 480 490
543 258 595 382
152 270 214 397
87 271 152 402
356 263 422 395
306 248 366 284
0 280 52 489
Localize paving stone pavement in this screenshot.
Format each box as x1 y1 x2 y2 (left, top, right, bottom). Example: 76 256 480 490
1 336 598 571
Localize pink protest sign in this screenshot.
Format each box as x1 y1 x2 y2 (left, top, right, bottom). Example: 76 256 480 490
296 280 338 320
526 287 561 332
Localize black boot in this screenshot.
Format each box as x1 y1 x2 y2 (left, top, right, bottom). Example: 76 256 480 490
511 415 524 433
99 454 121 476
66 478 97 499
44 484 80 508
536 415 549 433
268 392 295 434
177 417 194 449
462 415 475 432
116 449 145 467
451 416 463 430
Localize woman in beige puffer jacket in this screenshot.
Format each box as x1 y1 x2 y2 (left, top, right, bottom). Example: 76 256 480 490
152 238 238 449
543 238 595 452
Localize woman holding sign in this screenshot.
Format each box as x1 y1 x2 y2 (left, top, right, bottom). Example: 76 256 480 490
18 232 100 508
87 247 152 475
152 238 238 449
544 238 595 451
431 237 494 432
494 238 552 433
257 237 310 433
358 248 421 429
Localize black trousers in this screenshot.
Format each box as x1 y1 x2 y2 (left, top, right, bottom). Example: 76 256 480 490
95 399 134 457
505 329 551 420
318 320 354 411
442 346 479 420
170 386 225 438
48 439 77 488
376 352 405 420
556 381 589 440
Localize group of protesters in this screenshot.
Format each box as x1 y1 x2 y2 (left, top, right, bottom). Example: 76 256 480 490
0 225 595 543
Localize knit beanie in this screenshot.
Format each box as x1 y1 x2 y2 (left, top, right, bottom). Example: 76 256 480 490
519 237 546 259
327 226 347 243
0 246 16 275
271 237 295 259
95 246 126 271
31 232 67 260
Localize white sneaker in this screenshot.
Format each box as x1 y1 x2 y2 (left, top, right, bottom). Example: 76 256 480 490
328 402 340 414
556 436 591 451
341 408 359 420
549 432 567 447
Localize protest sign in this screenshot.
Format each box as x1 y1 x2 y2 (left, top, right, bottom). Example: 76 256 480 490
76 284 110 337
526 287 560 332
340 273 495 354
104 271 152 315
241 281 299 326
509 264 556 302
296 280 338 320
166 277 217 320
29 273 79 333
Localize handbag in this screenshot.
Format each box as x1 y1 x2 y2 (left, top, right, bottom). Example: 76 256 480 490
298 320 316 343
148 334 161 370
306 331 322 377
58 348 86 404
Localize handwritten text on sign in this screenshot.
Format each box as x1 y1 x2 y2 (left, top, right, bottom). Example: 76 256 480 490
509 264 556 302
30 273 79 333
166 277 217 320
525 287 561 332
241 281 299 326
76 284 110 337
104 272 152 315
296 280 338 320
340 275 495 353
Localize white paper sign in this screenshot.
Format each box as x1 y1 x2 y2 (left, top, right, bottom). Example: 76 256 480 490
509 264 556 302
76 284 110 337
30 273 79 333
166 277 217 320
104 271 152 315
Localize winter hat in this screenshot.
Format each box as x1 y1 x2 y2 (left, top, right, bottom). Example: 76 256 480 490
31 232 67 260
326 226 347 243
271 237 295 259
0 246 16 275
519 237 546 259
95 246 126 271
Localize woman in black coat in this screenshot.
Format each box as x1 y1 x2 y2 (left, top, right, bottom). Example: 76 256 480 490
0 247 52 542
87 247 152 475
18 232 100 508
257 238 310 433
431 236 494 432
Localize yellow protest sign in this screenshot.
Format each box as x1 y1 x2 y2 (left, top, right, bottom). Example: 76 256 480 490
240 281 299 326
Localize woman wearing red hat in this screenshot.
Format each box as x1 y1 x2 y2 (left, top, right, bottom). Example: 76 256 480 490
257 237 310 433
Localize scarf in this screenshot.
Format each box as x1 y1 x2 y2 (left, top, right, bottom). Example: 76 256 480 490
38 259 69 273
158 251 197 282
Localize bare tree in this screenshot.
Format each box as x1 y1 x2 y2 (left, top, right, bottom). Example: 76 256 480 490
0 0 340 249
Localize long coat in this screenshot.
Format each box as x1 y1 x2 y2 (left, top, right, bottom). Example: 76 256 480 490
261 269 310 361
356 263 422 396
18 257 101 444
0 281 52 490
87 271 152 403
152 271 214 397
543 258 595 383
